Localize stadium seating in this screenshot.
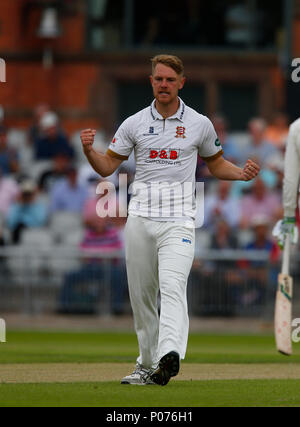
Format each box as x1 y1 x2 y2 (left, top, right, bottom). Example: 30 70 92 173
20 228 53 247
50 211 83 244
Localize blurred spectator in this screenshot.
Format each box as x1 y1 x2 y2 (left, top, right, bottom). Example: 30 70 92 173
240 177 282 229
211 114 244 165
190 219 240 316
28 103 50 146
33 112 75 161
38 153 71 192
0 168 19 216
59 194 127 315
211 219 238 252
0 126 19 175
6 179 48 244
49 166 88 214
264 112 289 151
84 187 127 234
78 163 101 197
237 215 275 307
243 118 282 169
204 181 241 229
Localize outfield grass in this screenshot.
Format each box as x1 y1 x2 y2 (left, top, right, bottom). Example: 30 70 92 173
0 331 300 407
1 380 300 407
1 331 300 364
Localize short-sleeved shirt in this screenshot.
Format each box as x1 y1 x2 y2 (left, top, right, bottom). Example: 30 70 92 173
107 98 223 221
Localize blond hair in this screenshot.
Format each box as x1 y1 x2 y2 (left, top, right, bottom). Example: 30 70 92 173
151 54 184 76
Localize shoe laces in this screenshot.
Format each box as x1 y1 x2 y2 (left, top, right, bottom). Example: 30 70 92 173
133 364 153 382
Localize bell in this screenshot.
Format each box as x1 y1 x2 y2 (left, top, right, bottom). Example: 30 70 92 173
37 7 61 38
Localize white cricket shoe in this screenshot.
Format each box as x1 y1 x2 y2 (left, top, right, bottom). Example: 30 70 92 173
121 364 156 385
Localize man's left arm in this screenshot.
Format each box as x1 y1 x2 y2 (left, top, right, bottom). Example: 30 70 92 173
205 155 260 181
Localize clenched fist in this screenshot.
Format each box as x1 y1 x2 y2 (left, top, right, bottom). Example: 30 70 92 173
80 129 96 153
240 159 260 181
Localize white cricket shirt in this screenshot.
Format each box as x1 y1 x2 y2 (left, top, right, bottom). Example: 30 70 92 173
107 98 223 221
283 117 300 217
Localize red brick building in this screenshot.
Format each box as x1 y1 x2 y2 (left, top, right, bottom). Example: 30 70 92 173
0 0 300 137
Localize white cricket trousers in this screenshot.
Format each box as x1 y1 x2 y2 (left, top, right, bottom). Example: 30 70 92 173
125 215 195 369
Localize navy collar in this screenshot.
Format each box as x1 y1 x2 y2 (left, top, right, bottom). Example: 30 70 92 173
150 97 185 122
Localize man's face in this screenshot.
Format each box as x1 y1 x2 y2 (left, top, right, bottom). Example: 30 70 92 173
150 63 185 105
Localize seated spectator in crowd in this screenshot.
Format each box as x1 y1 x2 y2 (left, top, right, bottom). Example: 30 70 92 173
6 179 48 244
237 215 275 307
78 163 102 198
33 112 75 161
204 181 241 229
83 178 127 234
190 219 240 316
239 177 282 229
28 103 50 146
264 112 289 151
0 167 19 217
49 166 88 214
245 215 274 252
59 194 127 315
38 153 72 193
243 118 282 168
211 114 243 165
0 126 19 175
211 219 238 251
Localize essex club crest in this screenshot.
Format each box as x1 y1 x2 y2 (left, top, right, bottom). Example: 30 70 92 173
175 126 186 138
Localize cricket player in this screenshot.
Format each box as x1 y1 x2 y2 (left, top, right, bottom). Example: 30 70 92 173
80 55 260 386
273 118 300 248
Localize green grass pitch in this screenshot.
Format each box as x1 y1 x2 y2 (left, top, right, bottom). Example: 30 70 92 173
0 330 300 407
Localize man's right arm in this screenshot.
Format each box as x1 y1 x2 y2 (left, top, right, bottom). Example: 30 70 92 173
80 129 123 177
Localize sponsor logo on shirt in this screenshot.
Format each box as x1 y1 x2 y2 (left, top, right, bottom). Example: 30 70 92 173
182 238 192 244
143 126 159 136
149 149 179 160
146 148 182 166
